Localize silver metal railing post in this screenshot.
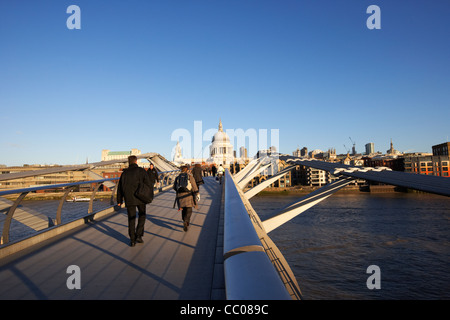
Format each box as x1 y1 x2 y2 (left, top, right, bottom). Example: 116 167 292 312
1 192 29 245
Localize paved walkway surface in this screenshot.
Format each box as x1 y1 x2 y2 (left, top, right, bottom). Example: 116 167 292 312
0 177 224 300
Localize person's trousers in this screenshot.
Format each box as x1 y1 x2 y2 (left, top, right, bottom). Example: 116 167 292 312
126 204 146 241
181 207 192 224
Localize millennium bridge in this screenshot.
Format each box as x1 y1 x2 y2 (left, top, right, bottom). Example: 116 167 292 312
0 153 449 300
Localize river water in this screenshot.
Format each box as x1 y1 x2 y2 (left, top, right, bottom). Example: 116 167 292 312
250 192 450 300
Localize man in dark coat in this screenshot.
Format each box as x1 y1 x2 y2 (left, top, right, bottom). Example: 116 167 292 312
147 163 160 198
191 163 204 190
117 156 152 247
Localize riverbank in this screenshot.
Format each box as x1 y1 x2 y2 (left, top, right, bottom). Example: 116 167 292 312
249 184 410 196
1 184 415 201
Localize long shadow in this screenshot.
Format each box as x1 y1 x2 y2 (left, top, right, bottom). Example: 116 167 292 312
178 177 224 299
80 213 196 249
7 265 47 299
147 214 182 232
71 237 181 298
201 176 220 194
89 218 130 246
99 210 198 249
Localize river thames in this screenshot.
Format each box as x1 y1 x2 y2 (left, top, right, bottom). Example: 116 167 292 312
250 192 450 299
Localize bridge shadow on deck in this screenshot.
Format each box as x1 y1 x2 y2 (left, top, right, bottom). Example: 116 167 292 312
177 177 224 300
0 176 224 300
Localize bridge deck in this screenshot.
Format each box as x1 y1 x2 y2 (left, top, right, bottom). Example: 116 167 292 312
0 177 225 300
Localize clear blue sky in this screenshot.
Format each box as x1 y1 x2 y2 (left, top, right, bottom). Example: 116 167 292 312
1 0 449 166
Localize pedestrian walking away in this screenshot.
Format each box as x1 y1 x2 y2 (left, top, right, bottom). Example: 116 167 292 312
191 163 204 200
147 163 160 196
117 155 153 247
173 166 198 232
217 164 225 184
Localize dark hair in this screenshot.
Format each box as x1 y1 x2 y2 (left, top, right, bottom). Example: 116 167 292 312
128 155 138 165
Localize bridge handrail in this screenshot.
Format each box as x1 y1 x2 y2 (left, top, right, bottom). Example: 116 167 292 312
0 170 179 196
0 170 179 245
0 178 118 197
223 169 292 300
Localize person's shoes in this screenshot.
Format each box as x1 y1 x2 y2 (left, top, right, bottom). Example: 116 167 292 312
136 237 144 244
130 241 136 247
183 221 188 232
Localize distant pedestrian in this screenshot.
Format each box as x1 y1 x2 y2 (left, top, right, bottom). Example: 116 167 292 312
211 164 217 177
173 166 198 232
147 163 160 196
217 164 225 184
117 156 152 247
192 163 204 191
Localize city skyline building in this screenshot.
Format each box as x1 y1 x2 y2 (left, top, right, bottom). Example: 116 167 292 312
365 143 375 155
386 139 402 156
171 120 236 167
404 142 450 177
240 146 248 159
208 119 235 167
101 149 148 167
172 141 183 164
292 148 301 157
432 142 450 156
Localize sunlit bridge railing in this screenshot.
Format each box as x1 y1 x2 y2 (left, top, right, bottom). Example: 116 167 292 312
0 170 179 247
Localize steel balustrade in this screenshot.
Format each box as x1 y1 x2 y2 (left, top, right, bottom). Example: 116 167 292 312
0 178 119 245
223 169 295 300
0 170 179 246
279 155 450 197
